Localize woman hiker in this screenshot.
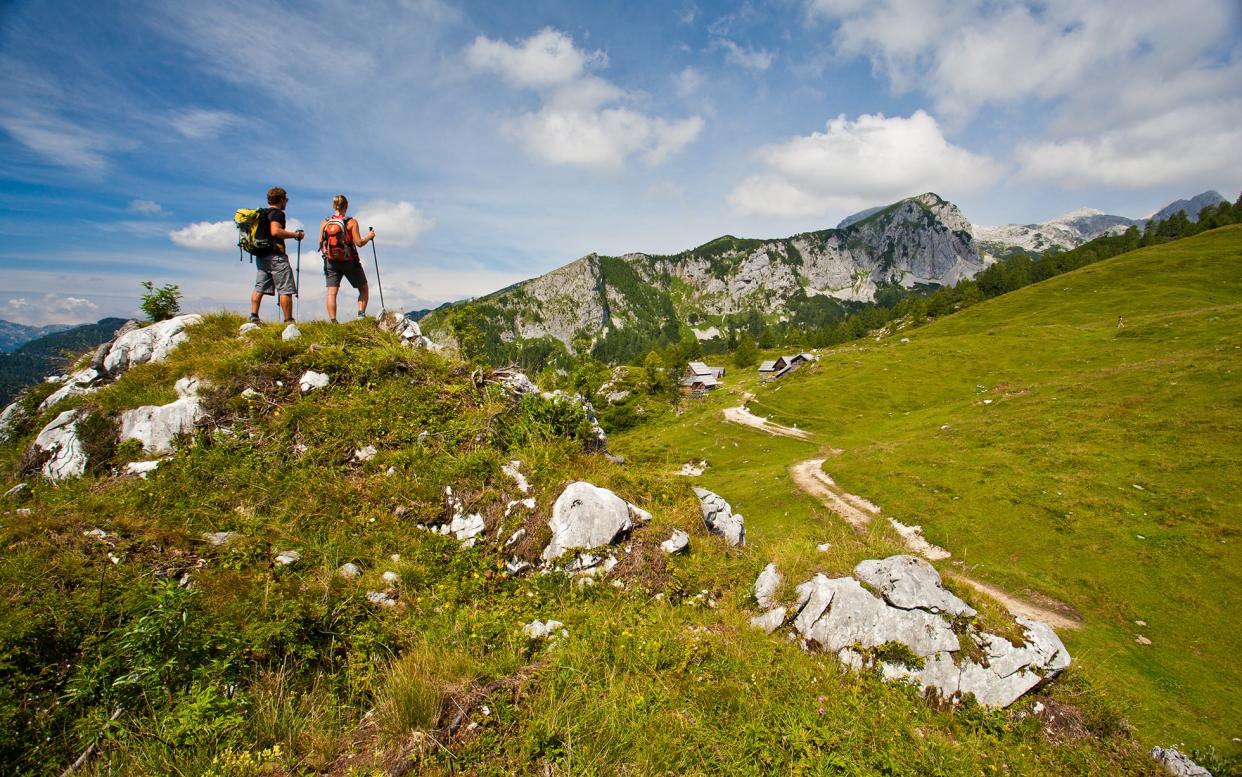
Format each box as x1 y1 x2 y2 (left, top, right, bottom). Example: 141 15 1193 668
318 195 376 322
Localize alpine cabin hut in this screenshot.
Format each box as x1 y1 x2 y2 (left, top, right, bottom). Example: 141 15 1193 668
758 352 817 382
681 361 725 395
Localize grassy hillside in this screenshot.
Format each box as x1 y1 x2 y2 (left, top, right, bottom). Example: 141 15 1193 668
0 316 1162 774
616 225 1242 759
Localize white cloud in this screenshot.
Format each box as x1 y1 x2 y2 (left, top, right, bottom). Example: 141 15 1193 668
465 27 605 88
505 109 704 171
808 0 1240 117
0 110 111 171
354 200 434 247
1016 100 1242 189
674 66 704 97
728 110 1002 217
128 199 164 215
0 293 99 326
169 108 242 139
466 28 704 171
170 220 237 251
714 39 774 71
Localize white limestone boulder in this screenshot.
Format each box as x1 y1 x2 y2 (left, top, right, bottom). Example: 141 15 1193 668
39 368 101 410
118 379 206 455
281 323 301 341
754 563 782 609
792 574 960 656
523 619 566 640
776 555 1071 708
299 370 329 393
853 555 976 617
32 409 88 481
693 487 745 546
660 529 690 555
102 314 202 375
542 481 634 561
1151 747 1212 777
0 399 27 442
750 607 786 634
123 460 164 478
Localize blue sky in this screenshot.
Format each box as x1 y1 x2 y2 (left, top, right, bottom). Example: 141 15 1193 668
1 0 1239 325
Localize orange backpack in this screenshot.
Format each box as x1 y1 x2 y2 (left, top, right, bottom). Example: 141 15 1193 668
320 216 359 262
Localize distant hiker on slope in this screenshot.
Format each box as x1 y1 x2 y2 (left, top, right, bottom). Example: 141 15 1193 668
318 194 375 322
249 187 304 323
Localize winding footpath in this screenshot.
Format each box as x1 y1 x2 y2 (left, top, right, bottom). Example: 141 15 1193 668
791 456 1081 630
721 397 1081 630
721 397 811 439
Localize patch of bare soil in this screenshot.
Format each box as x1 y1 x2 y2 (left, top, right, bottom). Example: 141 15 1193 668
949 574 1082 631
789 458 872 531
722 405 811 439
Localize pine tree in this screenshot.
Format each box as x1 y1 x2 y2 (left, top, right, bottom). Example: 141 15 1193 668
733 332 759 368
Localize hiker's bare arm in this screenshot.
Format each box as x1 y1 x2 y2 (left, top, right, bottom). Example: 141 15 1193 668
271 223 305 240
350 219 375 246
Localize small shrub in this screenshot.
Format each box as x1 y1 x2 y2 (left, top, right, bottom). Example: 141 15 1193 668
140 281 183 322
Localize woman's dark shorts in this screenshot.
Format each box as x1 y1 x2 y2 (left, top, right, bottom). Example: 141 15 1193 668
324 260 368 289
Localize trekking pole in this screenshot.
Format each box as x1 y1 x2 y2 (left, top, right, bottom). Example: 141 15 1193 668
294 237 302 321
369 227 386 314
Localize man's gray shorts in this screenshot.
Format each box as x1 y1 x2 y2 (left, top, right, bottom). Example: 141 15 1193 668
325 260 368 290
254 254 297 296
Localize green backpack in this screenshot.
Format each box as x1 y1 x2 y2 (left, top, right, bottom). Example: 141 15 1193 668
234 208 274 259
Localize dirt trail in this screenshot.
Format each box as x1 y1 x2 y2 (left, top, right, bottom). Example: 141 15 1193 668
789 459 872 531
722 405 810 439
790 456 1081 630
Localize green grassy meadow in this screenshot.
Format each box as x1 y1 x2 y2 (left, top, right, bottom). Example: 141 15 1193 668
0 311 1170 774
616 225 1242 756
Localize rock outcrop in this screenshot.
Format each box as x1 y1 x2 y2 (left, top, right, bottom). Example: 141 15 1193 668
420 193 984 351
765 554 1070 708
693 487 745 546
118 377 206 455
39 368 101 411
660 529 689 555
542 481 635 561
103 315 202 375
754 563 781 609
1151 746 1213 777
32 409 89 481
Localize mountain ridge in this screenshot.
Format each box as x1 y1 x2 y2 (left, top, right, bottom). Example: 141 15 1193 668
425 192 984 354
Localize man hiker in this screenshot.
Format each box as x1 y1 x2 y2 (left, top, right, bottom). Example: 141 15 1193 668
318 194 376 322
249 187 304 323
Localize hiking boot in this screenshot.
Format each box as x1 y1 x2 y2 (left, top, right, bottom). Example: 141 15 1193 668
357 311 370 320
248 313 260 323
283 318 295 324
329 318 338 324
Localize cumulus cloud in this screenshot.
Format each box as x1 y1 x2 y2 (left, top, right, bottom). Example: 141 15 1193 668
808 0 1239 115
714 39 774 71
128 199 164 215
170 220 237 251
1016 100 1242 189
806 0 1241 192
354 200 434 247
170 215 311 252
466 28 704 171
1 294 99 326
465 27 605 88
728 110 1002 217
